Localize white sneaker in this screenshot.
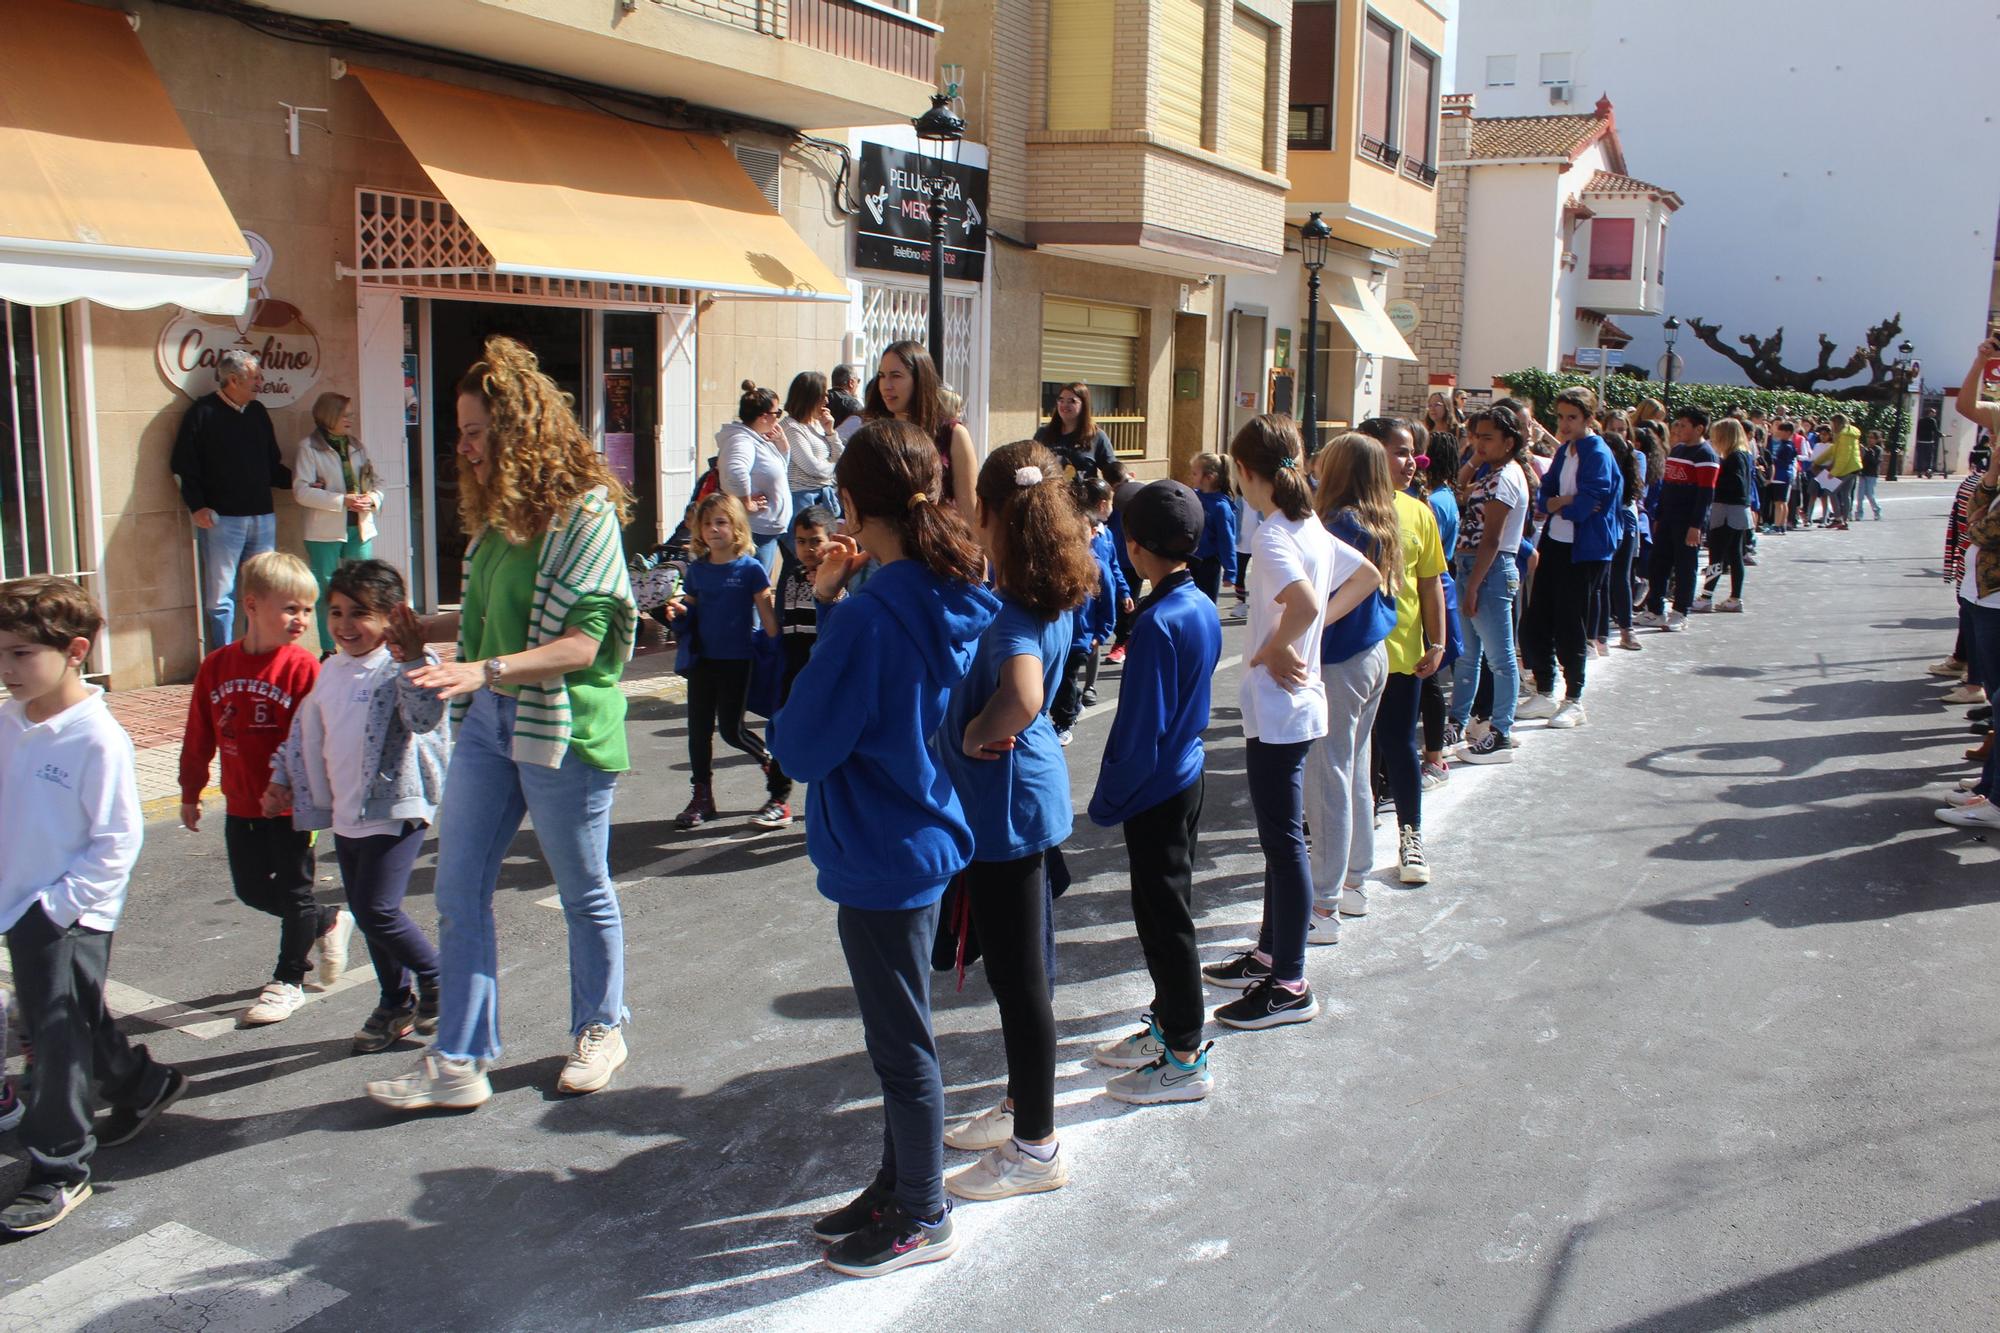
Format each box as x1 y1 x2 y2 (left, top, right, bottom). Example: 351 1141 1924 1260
1515 693 1559 721
1548 698 1587 729
945 1140 1069 1201
1691 597 1714 614
1308 908 1341 945
1718 598 1744 613
1928 658 1969 678
1420 760 1450 790
1634 610 1668 629
365 1049 492 1111
1957 777 1982 791
1056 728 1074 748
242 981 305 1026
557 1024 628 1094
1946 788 1986 807
1665 613 1688 632
1398 825 1430 885
1337 883 1368 917
943 1100 1015 1151
1941 683 1987 706
315 908 354 988
1463 717 1493 747
1094 1019 1165 1070
1936 798 2000 828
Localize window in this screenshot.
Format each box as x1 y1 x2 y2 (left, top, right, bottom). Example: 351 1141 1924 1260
1157 0 1207 147
1588 217 1635 281
1226 10 1274 170
1657 225 1668 284
1043 298 1144 452
1485 53 1516 87
2 302 87 585
1360 13 1398 164
1048 0 1115 131
1539 51 1572 86
1403 42 1437 173
1288 1 1338 150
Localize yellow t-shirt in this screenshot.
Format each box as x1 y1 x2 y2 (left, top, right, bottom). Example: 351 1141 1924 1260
1387 491 1447 675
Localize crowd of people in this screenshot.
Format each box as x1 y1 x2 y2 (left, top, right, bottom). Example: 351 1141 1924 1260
0 329 1979 1278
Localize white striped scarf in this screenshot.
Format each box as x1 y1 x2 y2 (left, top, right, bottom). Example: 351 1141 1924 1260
454 487 635 768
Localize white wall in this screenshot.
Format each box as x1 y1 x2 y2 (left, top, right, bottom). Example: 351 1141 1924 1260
1454 0 2000 392
1461 164 1565 388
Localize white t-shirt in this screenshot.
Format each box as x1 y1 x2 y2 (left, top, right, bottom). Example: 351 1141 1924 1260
1961 560 2000 610
1491 460 1531 552
1240 510 1365 744
317 646 404 839
0 688 140 933
1544 446 1582 543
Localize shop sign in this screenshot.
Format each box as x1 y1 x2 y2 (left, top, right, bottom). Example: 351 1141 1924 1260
855 142 989 283
1386 299 1421 339
156 231 323 409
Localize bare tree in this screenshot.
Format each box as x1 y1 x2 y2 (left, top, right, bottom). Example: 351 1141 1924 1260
1686 314 1905 399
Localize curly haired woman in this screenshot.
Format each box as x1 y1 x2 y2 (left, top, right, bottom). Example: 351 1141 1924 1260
366 336 638 1111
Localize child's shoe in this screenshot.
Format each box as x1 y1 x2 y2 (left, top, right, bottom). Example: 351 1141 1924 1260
1105 645 1127 665
1079 688 1098 709
98 1068 189 1147
354 1004 418 1054
366 1050 491 1111
1105 1045 1213 1105
1093 1016 1166 1069
243 981 306 1025
415 989 440 1036
0 1180 90 1234
675 782 718 829
750 799 792 830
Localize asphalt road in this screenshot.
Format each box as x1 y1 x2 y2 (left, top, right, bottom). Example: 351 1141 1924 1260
3 480 1996 1332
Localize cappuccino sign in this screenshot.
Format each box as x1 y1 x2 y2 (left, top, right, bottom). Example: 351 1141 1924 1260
157 232 322 408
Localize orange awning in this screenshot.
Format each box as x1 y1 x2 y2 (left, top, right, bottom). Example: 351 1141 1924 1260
0 0 252 312
351 65 846 302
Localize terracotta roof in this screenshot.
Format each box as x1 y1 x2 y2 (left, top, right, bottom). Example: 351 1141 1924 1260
1578 309 1635 346
1469 112 1612 163
1582 169 1684 211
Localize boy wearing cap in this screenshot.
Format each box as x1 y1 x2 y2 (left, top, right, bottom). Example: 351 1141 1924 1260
1085 480 1223 1105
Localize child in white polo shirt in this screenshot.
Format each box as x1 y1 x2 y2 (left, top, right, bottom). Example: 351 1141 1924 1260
0 576 187 1236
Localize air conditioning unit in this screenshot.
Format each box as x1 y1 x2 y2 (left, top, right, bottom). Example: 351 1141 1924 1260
1548 83 1573 105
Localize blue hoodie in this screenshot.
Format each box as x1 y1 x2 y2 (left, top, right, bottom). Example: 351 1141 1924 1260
1089 572 1220 826
769 558 1000 909
937 598 1075 861
1194 490 1239 581
1075 523 1130 649
1537 433 1622 562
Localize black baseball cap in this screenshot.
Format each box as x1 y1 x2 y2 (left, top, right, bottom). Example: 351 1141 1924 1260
1123 479 1204 560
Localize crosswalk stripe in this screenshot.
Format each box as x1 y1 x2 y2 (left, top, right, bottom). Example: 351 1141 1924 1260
0 965 379 1042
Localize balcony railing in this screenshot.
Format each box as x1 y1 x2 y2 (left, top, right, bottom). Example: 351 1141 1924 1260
1101 416 1149 458
1403 158 1438 186
1358 134 1401 169
789 0 938 82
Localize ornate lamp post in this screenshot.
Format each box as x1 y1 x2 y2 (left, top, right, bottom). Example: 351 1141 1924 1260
1660 315 1682 417
913 90 965 373
1298 212 1331 454
1888 338 1915 481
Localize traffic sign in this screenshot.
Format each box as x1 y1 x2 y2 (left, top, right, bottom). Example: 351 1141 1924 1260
1605 349 1625 367
1575 347 1603 367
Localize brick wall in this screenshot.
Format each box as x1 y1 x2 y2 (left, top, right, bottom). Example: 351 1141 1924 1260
1390 100 1472 412
653 0 786 39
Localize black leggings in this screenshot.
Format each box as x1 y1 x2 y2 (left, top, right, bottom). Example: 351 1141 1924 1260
1122 778 1204 1054
1051 647 1088 730
1590 524 1638 639
1372 673 1422 830
1521 538 1607 698
1420 672 1446 753
966 852 1056 1141
1708 524 1747 600
686 657 766 783
1189 556 1223 602
1645 528 1702 614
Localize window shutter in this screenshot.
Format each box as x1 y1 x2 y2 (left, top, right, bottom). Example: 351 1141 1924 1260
1042 299 1141 387
1048 0 1115 130
1403 45 1436 167
1362 16 1395 146
1588 217 1635 280
1157 0 1206 147
1225 11 1272 170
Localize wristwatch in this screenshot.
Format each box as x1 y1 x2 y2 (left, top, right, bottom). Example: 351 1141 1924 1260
483 657 507 689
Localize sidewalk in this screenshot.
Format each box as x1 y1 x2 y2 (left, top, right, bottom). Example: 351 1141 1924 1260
108 621 686 818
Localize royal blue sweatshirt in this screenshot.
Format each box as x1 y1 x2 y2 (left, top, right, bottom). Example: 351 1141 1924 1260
937 599 1075 861
1088 572 1220 826
1075 523 1130 648
1536 434 1622 561
769 558 999 909
1193 490 1239 581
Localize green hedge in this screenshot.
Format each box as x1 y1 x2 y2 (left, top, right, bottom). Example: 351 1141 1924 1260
1494 368 1897 440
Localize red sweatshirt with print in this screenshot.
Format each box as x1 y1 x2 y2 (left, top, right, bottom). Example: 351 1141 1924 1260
179 642 320 817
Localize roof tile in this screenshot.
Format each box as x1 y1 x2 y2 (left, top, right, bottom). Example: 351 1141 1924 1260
1582 169 1684 210
1468 113 1608 162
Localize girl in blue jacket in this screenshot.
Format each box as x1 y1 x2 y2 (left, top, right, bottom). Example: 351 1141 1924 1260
1188 452 1239 602
1516 386 1622 730
1050 476 1128 738
936 441 1099 1202
767 420 998 1279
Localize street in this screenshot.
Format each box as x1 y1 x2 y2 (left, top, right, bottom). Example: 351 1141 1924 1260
3 481 1996 1332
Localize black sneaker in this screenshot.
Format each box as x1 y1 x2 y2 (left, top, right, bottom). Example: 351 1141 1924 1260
1214 978 1320 1030
812 1184 893 1245
1459 729 1515 764
416 990 440 1037
1199 950 1272 991
1441 719 1463 750
97 1068 189 1148
0 1180 91 1234
824 1200 958 1278
1080 689 1098 709
353 1004 418 1054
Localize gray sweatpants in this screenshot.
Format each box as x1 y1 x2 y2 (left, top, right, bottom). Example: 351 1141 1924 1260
1304 643 1389 906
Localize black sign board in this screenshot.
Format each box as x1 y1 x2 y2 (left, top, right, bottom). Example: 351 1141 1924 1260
854 142 988 283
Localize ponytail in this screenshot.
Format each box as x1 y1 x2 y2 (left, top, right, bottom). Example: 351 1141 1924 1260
1229 414 1312 521
837 419 985 585
976 442 1097 618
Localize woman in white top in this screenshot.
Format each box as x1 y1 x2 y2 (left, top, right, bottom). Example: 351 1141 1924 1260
294 391 383 653
779 371 844 522
1201 414 1376 1032
716 381 793 576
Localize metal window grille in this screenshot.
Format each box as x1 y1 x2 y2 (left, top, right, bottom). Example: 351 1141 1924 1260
2 301 87 584
859 283 976 412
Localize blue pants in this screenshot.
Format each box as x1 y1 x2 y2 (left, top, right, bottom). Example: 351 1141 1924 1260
838 900 946 1220
334 823 439 1009
1968 604 2000 799
1451 552 1520 736
1247 737 1314 985
1856 474 1881 518
197 512 276 649
431 691 625 1063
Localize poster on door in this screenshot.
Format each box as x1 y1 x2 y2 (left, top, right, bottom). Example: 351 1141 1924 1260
604 358 636 486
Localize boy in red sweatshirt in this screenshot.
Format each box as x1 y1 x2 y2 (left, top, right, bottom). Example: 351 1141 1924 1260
179 551 350 1025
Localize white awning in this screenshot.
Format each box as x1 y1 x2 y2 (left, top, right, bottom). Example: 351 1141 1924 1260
1325 274 1417 362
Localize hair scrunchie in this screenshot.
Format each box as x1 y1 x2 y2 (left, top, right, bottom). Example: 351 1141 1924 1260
907 491 930 509
1277 455 1299 470
1014 466 1043 487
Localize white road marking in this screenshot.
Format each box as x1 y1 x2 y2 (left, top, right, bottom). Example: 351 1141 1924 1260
0 965 378 1042
0 1221 347 1331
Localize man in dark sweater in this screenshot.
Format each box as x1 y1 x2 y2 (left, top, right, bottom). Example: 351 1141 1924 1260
169 349 291 650
827 364 865 431
1635 405 1718 632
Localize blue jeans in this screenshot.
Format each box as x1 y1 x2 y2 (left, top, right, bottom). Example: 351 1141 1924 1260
1857 474 1881 518
1450 551 1520 736
838 900 946 1220
790 485 840 522
197 512 276 649
431 691 625 1063
1246 737 1314 985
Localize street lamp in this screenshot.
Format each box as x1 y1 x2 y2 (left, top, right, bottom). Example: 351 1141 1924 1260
1888 337 1915 481
1298 212 1331 454
1661 315 1682 417
913 90 965 373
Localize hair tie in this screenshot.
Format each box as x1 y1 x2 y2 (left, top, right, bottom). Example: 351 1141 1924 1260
1014 466 1043 487
907 491 929 509
1278 455 1298 470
